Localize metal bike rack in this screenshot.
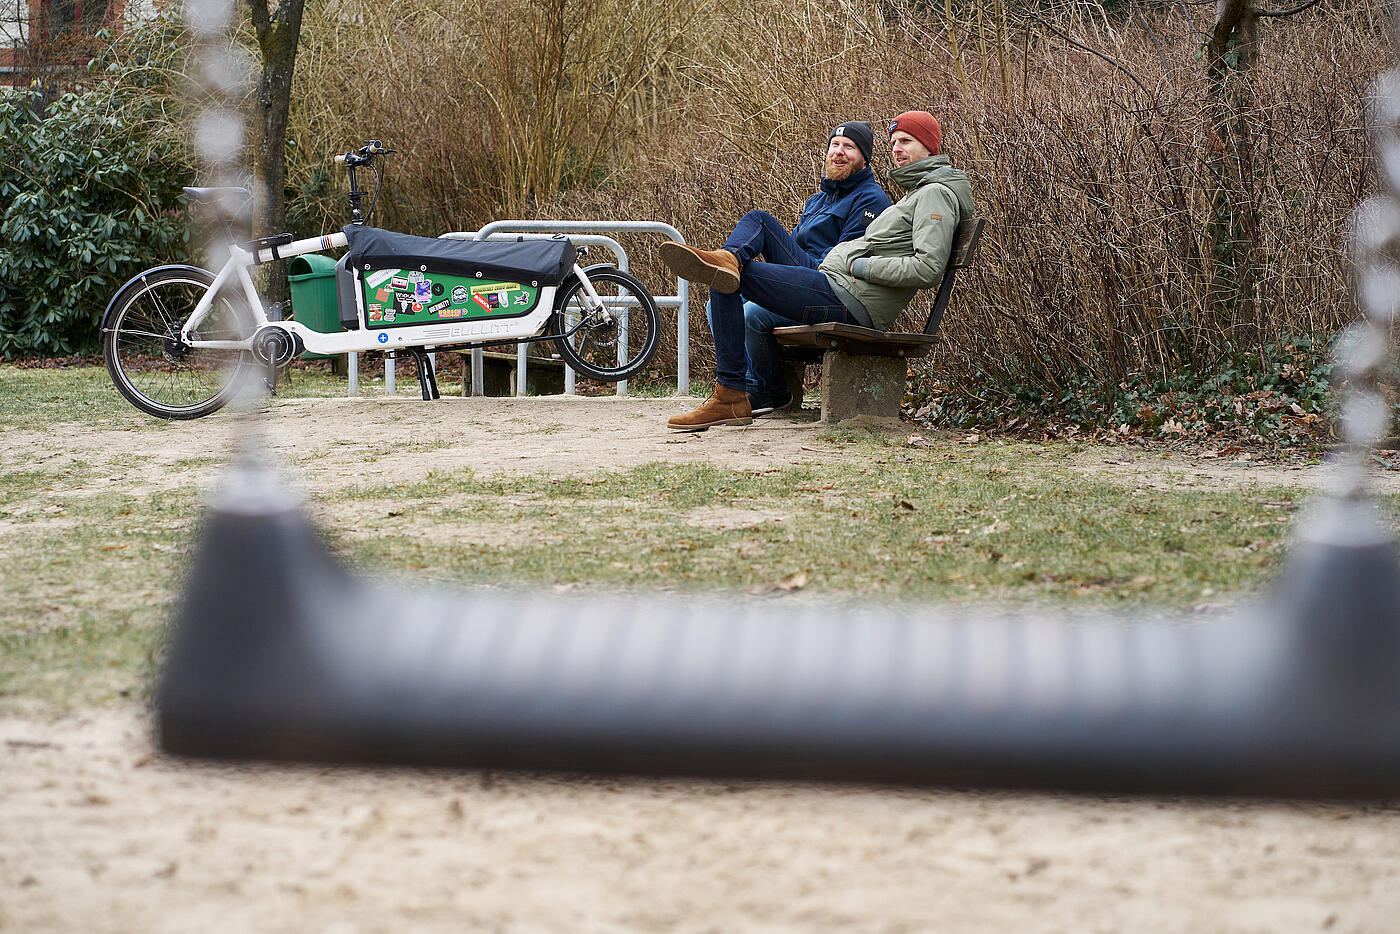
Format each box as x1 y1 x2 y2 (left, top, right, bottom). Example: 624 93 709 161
442 221 690 398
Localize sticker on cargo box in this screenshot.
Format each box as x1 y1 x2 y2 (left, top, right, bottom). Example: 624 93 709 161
390 276 410 291
471 294 492 311
451 285 469 304
365 269 396 288
427 299 449 314
375 288 391 303
470 282 520 295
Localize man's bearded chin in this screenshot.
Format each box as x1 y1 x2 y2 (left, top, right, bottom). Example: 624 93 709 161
824 154 863 181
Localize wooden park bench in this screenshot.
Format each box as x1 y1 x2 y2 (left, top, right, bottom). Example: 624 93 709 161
773 216 985 423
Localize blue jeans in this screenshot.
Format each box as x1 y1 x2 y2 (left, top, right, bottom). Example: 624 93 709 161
708 212 857 398
723 211 819 270
709 261 857 395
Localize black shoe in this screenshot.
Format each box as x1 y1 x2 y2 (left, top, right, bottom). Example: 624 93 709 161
749 391 794 417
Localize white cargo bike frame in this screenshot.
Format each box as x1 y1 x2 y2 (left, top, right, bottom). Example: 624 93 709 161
178 230 604 357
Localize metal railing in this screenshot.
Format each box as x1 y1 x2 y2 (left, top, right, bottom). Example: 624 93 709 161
443 221 690 398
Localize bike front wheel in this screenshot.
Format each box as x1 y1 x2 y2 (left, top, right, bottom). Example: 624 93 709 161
102 266 255 419
551 268 660 383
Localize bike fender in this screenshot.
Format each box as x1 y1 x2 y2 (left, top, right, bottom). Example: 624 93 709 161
101 265 213 331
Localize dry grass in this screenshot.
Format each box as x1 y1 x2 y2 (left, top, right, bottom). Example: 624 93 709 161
276 0 1388 394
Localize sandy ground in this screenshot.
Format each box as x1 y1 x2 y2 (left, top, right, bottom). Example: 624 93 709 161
4 707 1399 934
5 392 1392 496
5 395 1400 932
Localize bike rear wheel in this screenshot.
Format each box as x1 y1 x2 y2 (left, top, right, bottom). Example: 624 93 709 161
103 266 255 419
551 268 660 383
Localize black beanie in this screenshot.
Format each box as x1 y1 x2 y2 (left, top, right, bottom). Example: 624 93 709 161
829 121 874 165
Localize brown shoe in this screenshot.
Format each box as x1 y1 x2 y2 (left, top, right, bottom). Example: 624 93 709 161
659 242 741 293
667 383 753 431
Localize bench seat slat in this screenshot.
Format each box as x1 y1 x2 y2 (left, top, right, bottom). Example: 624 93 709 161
773 322 937 359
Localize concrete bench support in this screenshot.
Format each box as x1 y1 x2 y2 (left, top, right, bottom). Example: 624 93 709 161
822 352 908 422
772 322 933 423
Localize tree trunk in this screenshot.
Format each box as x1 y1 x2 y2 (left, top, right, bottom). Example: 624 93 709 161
247 0 307 305
1203 0 1260 323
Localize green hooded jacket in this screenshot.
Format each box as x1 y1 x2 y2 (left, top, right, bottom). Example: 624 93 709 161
820 155 976 331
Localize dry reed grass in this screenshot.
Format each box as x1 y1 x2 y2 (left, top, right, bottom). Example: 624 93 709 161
281 0 1389 399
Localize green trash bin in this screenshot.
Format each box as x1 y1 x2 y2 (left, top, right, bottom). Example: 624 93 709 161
286 253 340 360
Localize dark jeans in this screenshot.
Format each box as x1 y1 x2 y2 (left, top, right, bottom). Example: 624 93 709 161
723 210 819 270
709 212 858 397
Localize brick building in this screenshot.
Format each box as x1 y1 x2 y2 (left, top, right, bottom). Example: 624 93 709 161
1 1 155 87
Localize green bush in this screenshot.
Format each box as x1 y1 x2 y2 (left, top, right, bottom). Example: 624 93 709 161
0 79 191 357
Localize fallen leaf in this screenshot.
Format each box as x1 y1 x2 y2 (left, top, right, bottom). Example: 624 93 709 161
775 570 809 591
748 570 810 595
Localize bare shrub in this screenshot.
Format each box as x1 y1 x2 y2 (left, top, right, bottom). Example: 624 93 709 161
277 0 1387 399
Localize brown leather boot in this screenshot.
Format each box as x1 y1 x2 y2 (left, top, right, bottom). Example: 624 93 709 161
658 242 741 293
667 383 753 431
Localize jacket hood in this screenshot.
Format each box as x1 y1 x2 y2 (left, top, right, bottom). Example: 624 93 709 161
820 165 876 196
889 155 974 216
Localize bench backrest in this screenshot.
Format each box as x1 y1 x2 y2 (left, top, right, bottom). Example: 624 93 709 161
921 216 985 337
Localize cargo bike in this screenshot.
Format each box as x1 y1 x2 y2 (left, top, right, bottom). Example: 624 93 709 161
101 141 661 419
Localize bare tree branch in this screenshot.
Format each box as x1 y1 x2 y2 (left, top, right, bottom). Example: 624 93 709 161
1031 14 1164 118
1256 0 1327 18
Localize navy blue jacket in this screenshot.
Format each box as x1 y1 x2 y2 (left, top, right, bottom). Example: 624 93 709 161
792 167 893 265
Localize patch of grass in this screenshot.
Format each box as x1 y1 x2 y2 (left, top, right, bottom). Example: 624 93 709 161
0 365 148 430
0 469 64 504
0 488 198 711
0 366 1349 718
170 456 225 470
334 445 1304 608
273 365 356 399
0 362 369 429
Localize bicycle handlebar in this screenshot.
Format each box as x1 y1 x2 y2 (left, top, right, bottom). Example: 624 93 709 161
335 140 397 168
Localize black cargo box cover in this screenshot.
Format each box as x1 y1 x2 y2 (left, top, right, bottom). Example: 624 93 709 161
343 226 576 286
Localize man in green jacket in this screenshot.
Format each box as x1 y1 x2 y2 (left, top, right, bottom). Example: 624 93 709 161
661 110 976 431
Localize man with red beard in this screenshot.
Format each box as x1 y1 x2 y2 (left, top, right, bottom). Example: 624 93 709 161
701 121 891 416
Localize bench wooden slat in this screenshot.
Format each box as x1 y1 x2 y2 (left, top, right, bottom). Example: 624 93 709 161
949 216 986 270
772 322 936 359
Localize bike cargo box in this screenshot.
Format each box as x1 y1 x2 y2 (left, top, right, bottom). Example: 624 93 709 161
341 226 576 330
